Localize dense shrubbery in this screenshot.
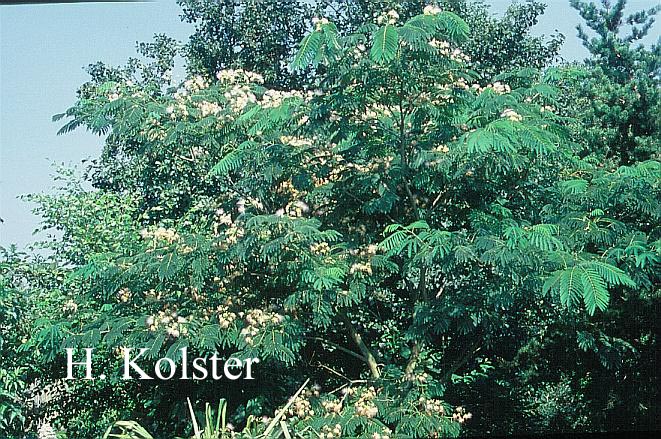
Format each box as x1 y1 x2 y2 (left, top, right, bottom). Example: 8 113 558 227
1 1 658 438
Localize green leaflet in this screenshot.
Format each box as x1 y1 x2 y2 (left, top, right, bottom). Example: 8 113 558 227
290 31 322 70
370 25 399 63
543 261 635 315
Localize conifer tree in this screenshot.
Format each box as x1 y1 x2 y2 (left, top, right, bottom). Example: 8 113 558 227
569 0 660 164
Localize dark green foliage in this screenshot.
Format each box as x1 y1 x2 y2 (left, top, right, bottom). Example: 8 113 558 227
2 1 659 438
567 0 660 164
178 0 313 88
444 0 564 81
176 0 563 88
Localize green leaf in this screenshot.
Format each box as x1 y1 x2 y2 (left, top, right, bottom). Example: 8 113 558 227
158 252 180 281
587 261 635 288
435 11 470 43
579 267 609 315
559 179 588 195
209 150 243 176
370 25 399 63
291 31 322 70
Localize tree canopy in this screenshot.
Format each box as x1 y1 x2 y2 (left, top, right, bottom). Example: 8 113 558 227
1 1 659 438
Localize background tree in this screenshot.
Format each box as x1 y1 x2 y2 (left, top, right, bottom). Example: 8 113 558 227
176 0 562 88
568 0 660 164
178 0 312 88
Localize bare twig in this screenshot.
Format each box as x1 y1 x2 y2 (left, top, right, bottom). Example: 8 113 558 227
263 379 310 437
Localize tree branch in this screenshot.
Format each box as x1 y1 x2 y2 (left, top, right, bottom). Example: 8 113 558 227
340 313 381 379
306 336 368 363
396 71 429 375
440 335 483 383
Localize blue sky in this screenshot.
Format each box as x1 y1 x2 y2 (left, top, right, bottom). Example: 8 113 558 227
0 0 659 249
